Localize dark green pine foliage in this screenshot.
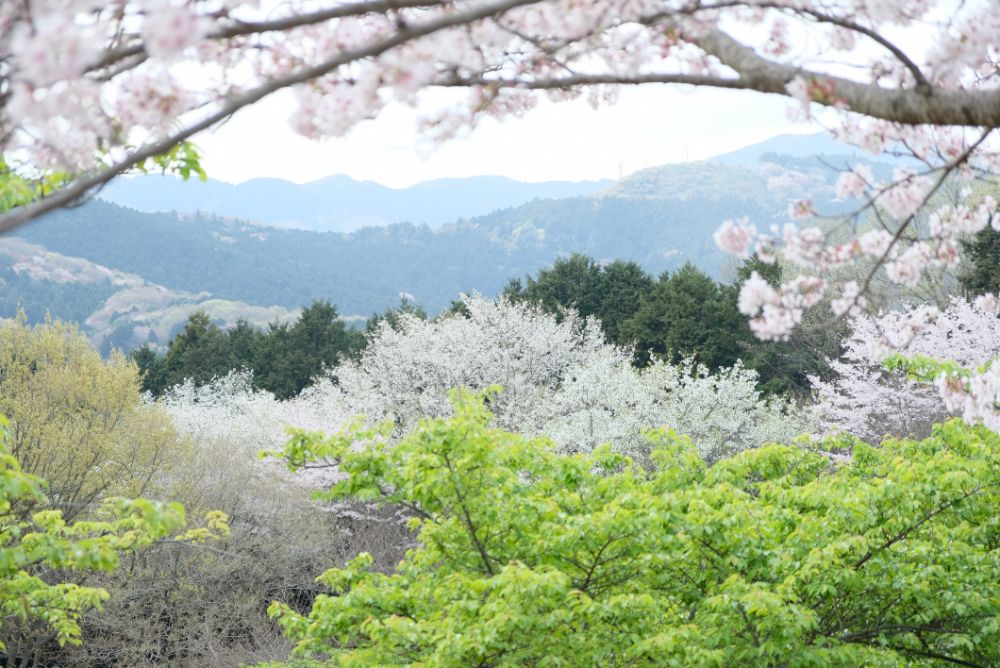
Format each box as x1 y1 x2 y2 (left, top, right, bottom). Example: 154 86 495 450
960 227 1000 296
133 301 364 399
520 254 605 321
160 311 234 391
256 301 365 400
622 262 745 369
506 253 654 345
132 346 166 396
596 260 657 342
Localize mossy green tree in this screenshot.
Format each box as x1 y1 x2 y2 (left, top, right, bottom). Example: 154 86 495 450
0 316 189 521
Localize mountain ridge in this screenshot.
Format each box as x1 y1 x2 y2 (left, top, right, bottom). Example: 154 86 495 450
100 172 614 232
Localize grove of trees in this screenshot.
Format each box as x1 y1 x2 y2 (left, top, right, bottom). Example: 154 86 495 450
1 275 999 665
5 0 1000 665
133 301 365 399
269 393 1000 667
133 254 845 402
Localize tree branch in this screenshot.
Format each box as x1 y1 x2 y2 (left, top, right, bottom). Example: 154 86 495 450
441 28 1000 128
92 0 447 71
0 0 537 235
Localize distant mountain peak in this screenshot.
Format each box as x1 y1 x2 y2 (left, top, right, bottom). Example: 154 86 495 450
99 173 613 232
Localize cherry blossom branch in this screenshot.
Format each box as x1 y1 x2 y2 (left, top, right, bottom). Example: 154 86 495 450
92 0 447 72
436 27 1000 128
698 29 1000 127
747 2 930 88
0 0 537 235
856 129 993 301
436 71 755 91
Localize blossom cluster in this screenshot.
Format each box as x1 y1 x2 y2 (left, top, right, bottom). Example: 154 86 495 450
161 296 811 466
812 298 1000 441
715 151 1000 338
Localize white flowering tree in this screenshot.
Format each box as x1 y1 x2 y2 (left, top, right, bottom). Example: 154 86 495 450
539 355 809 462
812 297 1000 441
303 295 811 460
320 295 612 432
159 297 808 462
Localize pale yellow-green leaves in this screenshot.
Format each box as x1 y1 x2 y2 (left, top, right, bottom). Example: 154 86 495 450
268 391 1000 667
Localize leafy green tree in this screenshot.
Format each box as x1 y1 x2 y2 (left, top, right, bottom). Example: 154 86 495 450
226 318 266 369
134 302 363 398
160 311 234 390
595 260 656 342
0 316 188 521
257 301 365 399
519 253 605 319
131 345 166 395
268 392 1000 667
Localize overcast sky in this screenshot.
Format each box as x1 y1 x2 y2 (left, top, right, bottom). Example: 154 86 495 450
194 85 824 188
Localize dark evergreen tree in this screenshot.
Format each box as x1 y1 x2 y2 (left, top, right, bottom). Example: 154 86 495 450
594 260 655 343
131 345 166 395
160 311 234 389
520 254 605 320
365 297 428 335
227 319 265 370
507 254 654 345
255 301 365 399
960 227 1000 296
622 263 741 368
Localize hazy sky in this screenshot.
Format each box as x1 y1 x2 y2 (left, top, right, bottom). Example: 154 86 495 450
195 85 824 188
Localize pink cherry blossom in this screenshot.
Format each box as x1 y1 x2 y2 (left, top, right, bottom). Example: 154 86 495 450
835 164 874 199
787 199 814 220
886 242 932 287
713 217 756 257
857 230 893 257
143 4 207 60
738 271 775 316
830 281 865 317
879 169 934 220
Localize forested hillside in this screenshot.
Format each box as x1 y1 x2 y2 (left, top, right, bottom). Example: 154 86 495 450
14 156 851 318
2 147 889 363
0 237 297 353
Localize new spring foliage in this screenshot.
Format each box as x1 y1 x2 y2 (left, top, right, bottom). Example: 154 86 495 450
268 391 1000 667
